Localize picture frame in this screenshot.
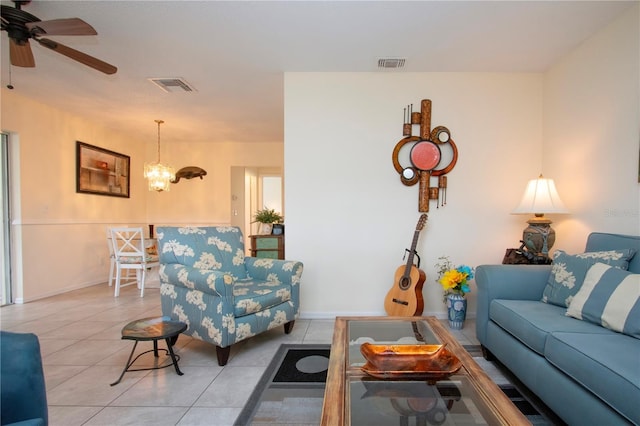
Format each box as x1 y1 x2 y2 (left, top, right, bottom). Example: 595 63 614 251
259 223 273 235
76 141 130 198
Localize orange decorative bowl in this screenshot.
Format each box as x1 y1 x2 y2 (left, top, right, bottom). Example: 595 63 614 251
360 342 446 371
360 342 462 381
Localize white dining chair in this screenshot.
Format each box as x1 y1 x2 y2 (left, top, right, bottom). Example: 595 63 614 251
107 228 116 287
109 227 159 297
106 227 136 287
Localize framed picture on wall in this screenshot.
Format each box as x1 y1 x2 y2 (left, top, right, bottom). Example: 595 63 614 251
76 141 130 198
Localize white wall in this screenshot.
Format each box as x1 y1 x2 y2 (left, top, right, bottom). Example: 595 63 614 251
146 141 283 225
1 90 148 301
285 73 544 318
543 4 640 253
284 6 639 319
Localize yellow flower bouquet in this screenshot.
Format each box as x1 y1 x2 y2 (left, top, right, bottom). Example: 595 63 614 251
435 256 474 301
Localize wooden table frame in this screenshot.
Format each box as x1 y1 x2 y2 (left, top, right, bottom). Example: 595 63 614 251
320 316 529 425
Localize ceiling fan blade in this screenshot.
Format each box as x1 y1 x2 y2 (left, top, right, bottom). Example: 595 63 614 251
26 18 96 36
9 38 35 67
36 38 117 75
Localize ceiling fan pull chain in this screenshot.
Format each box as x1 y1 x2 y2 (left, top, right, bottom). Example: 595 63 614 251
7 64 14 90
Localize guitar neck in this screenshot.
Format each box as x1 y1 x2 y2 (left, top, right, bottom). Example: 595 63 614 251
403 229 421 276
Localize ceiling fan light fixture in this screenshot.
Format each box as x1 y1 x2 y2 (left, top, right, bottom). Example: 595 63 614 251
144 119 175 192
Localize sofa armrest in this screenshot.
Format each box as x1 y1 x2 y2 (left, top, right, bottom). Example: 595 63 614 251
0 332 48 426
244 257 304 287
159 263 233 297
475 264 551 345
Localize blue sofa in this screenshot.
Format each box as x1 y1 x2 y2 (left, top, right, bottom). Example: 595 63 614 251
1 331 48 426
476 232 639 425
157 226 303 366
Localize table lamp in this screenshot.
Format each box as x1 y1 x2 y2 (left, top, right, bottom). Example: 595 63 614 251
512 174 568 256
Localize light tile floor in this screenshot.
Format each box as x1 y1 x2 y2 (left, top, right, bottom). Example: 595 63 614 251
1 284 479 426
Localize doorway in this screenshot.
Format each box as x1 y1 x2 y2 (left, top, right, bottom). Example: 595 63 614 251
1 133 12 305
230 167 283 249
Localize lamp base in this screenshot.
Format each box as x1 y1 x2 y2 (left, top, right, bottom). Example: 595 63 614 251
521 217 555 257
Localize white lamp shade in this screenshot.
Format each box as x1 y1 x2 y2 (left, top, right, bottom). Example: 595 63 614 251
512 176 568 214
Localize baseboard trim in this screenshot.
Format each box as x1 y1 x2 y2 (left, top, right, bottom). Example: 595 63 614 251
17 280 105 303
299 311 477 320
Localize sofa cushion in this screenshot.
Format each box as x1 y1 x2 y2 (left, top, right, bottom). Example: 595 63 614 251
585 232 640 273
545 331 640 424
489 299 615 355
119 254 159 264
566 263 640 338
233 278 292 317
542 249 635 307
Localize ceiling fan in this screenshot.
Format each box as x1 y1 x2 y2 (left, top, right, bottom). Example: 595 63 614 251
0 0 117 74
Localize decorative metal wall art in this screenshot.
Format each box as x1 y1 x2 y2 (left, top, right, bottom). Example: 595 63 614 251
392 99 458 212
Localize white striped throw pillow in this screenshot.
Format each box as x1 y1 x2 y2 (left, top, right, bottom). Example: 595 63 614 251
566 262 640 338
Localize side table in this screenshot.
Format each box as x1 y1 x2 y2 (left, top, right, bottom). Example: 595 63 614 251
110 316 187 386
249 235 285 259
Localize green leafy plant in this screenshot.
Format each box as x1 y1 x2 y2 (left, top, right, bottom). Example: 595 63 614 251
252 207 283 224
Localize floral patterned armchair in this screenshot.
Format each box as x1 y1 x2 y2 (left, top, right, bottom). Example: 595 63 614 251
157 226 303 366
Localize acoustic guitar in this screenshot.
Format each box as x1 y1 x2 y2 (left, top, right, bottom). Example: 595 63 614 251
384 214 427 316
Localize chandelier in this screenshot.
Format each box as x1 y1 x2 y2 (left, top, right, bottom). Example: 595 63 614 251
143 119 175 192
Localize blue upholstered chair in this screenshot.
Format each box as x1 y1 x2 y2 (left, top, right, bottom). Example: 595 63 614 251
1 331 48 426
157 226 303 365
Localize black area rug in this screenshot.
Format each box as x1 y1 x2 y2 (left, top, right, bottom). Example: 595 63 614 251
235 344 561 426
272 348 330 383
462 344 483 357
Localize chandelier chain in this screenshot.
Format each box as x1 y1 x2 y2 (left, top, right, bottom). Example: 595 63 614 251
155 119 164 163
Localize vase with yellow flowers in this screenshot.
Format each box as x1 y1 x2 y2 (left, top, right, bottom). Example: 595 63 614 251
435 256 474 330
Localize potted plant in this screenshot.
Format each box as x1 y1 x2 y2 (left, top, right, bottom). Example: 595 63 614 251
252 208 283 235
435 256 474 330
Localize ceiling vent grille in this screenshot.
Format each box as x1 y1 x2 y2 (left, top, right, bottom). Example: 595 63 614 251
148 77 196 93
377 58 406 69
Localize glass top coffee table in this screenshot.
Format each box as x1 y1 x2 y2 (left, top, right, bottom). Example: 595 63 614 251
321 316 529 425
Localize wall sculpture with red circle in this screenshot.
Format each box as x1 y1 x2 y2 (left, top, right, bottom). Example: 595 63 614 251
392 99 458 212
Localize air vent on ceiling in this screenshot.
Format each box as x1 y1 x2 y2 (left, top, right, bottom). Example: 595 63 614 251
148 77 197 93
377 58 406 69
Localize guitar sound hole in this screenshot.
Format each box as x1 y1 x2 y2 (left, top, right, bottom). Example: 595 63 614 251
398 276 411 290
